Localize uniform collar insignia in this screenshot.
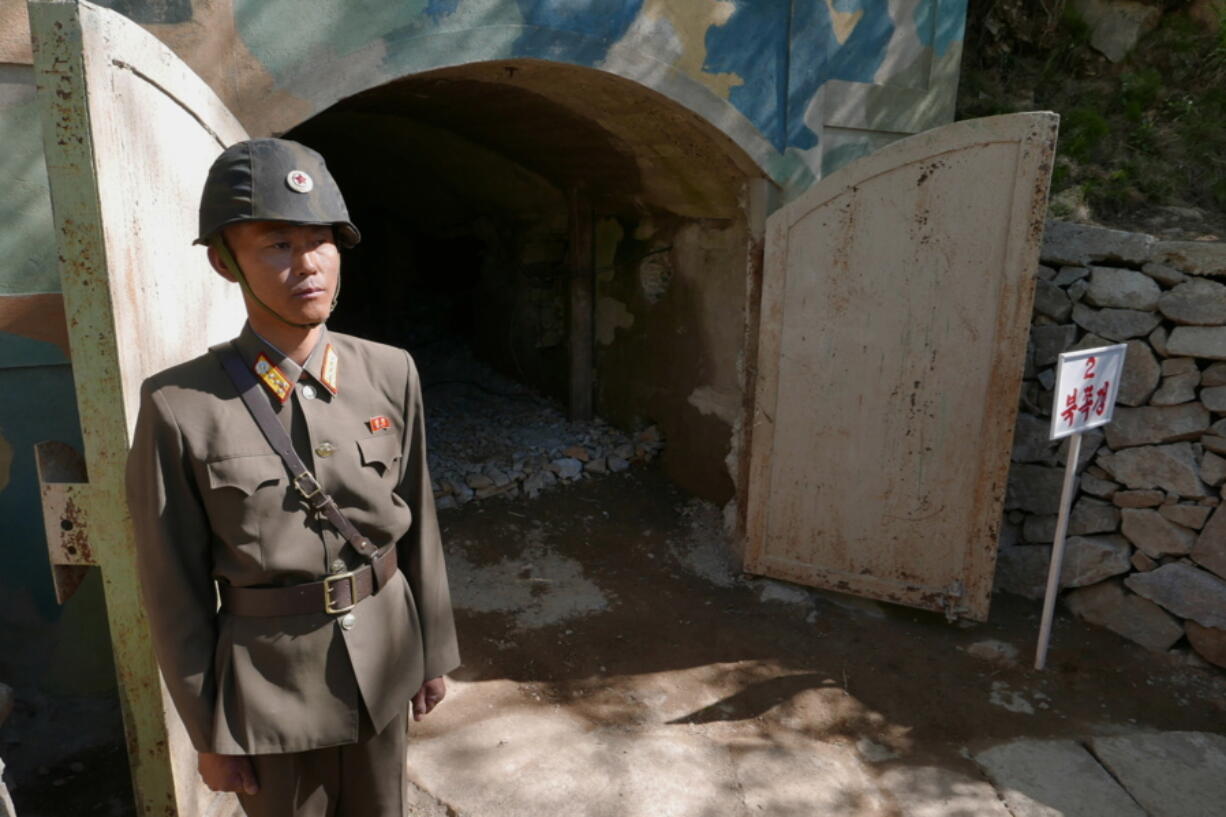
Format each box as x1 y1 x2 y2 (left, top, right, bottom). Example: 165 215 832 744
235 323 336 398
318 344 339 395
253 353 293 403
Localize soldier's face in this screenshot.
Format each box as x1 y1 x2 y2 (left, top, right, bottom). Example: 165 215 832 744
217 221 340 326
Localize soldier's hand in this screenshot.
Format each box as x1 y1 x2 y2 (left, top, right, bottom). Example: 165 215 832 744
412 676 446 721
198 752 259 795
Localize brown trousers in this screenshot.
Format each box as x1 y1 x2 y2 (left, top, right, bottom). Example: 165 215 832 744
238 705 406 817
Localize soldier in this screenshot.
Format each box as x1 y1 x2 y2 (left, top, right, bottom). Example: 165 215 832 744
126 138 459 817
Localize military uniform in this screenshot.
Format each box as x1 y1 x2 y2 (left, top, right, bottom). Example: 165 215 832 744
126 322 459 812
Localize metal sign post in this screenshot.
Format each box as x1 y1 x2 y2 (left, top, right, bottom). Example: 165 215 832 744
1035 343 1127 670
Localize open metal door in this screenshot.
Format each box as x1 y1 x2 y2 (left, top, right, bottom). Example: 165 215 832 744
30 1 246 814
744 113 1058 622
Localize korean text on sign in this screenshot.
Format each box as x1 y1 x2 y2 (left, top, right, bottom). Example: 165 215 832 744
1048 344 1127 441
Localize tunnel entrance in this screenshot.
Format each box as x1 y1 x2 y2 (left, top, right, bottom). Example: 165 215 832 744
287 60 764 506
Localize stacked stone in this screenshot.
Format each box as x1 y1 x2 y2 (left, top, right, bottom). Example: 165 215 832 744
999 221 1226 670
431 424 663 509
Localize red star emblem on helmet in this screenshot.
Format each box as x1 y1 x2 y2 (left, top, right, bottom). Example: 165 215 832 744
285 169 314 193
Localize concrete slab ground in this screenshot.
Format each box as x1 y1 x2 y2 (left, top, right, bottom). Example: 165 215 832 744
404 467 1226 817
1089 731 1226 817
974 740 1147 817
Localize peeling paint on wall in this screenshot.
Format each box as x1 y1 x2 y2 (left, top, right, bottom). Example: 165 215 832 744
596 295 635 345
0 294 71 360
687 384 738 425
638 251 672 304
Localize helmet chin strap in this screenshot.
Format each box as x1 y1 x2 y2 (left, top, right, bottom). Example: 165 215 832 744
212 236 335 330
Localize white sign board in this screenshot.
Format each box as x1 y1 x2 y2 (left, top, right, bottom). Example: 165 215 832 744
1049 344 1128 440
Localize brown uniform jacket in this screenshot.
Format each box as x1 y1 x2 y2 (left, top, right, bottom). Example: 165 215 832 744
126 323 460 755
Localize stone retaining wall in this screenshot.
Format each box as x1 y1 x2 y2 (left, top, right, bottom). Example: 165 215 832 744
999 220 1226 670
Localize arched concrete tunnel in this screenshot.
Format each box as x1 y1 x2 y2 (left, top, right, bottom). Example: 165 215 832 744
288 60 765 502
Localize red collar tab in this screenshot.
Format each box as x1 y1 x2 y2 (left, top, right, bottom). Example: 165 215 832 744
319 344 339 394
254 353 292 403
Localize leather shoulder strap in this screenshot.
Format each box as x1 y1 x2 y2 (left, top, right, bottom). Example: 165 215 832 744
216 344 378 562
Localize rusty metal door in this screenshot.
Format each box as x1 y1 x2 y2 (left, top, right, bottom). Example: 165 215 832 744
30 1 246 814
744 113 1058 621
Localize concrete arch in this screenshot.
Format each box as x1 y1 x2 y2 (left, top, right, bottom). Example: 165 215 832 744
233 16 800 192
290 57 766 220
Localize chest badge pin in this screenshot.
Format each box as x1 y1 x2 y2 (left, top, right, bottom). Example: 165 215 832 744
368 416 391 433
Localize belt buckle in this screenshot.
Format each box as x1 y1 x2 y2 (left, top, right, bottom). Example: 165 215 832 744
323 571 357 614
294 472 323 501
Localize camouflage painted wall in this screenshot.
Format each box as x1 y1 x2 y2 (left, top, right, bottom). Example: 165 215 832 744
133 0 967 193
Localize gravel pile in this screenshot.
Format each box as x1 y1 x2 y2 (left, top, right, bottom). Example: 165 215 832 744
418 344 663 509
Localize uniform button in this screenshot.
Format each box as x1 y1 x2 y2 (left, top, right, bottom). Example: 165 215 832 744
340 613 356 630
330 559 346 574
315 441 336 458
301 384 317 400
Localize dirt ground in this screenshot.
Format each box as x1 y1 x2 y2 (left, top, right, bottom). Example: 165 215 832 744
6 464 1225 815
433 465 1226 759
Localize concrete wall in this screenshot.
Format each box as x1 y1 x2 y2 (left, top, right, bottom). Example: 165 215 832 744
594 213 752 500
0 0 968 688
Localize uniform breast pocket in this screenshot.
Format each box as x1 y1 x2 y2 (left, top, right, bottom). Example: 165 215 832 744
203 454 285 552
356 434 401 480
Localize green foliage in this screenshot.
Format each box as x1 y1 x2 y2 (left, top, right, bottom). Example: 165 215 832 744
1213 177 1226 209
1050 161 1070 190
1060 3 1092 47
1061 108 1111 162
958 6 1226 221
1120 68 1162 121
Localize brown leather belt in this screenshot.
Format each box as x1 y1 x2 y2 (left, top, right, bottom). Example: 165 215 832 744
220 547 398 617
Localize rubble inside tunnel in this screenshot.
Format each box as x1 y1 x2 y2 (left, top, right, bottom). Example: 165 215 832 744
416 341 665 508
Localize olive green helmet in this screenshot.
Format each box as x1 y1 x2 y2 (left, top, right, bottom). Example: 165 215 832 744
195 138 360 247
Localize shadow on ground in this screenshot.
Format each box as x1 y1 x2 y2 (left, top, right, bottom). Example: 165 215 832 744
409 464 1226 815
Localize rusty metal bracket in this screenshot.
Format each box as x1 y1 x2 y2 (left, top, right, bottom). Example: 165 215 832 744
35 440 95 604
